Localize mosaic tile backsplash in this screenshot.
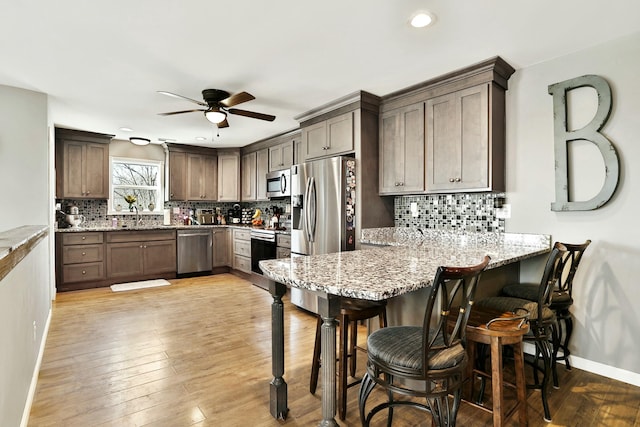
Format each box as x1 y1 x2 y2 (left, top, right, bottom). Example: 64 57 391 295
56 199 291 229
57 192 502 232
394 193 506 233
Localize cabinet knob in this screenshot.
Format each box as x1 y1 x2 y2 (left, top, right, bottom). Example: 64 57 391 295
394 182 399 186
82 270 86 275
399 182 404 186
449 178 455 182
82 252 86 256
140 245 143 248
82 236 86 240
86 191 90 195
455 178 461 182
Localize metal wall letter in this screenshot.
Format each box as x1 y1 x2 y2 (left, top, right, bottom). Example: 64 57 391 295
548 75 619 211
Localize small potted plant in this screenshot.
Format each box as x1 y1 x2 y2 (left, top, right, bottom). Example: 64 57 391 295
124 194 137 211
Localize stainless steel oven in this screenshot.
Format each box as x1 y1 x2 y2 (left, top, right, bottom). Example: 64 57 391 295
266 169 290 199
251 229 277 274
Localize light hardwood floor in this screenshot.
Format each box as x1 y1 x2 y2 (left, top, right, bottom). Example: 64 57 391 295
29 274 640 426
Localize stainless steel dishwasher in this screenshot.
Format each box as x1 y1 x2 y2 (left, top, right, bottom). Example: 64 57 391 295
177 229 212 274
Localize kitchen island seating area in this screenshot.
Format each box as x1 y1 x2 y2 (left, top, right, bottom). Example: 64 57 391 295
358 256 491 427
475 242 569 422
501 239 591 387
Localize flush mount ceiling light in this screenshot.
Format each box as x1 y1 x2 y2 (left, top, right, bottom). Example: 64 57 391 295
129 137 150 146
195 136 207 141
410 11 435 28
204 108 227 124
119 127 133 132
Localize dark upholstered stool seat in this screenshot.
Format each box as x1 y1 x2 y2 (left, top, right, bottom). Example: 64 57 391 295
503 284 572 307
476 296 555 325
367 326 466 371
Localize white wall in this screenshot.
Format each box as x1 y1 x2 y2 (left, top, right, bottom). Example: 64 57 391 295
0 84 52 426
506 32 640 380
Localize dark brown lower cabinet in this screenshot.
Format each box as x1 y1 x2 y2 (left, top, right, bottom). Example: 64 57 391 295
56 230 177 292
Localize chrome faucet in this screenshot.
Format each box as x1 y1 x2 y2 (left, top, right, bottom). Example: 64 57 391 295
133 205 142 226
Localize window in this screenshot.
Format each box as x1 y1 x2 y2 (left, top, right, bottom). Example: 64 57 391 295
110 157 163 214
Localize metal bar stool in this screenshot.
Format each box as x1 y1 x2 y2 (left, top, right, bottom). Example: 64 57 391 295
310 298 387 420
463 305 530 427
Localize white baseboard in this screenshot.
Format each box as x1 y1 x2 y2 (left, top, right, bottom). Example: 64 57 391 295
522 342 640 387
20 308 52 427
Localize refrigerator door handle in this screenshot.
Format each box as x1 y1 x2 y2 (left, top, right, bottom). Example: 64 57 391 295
304 176 317 243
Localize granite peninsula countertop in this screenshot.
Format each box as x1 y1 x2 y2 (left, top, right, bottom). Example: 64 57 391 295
259 228 551 301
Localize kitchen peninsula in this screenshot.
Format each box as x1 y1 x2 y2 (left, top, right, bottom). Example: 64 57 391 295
259 227 550 425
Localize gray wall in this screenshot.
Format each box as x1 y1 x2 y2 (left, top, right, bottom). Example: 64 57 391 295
0 85 52 426
506 32 640 381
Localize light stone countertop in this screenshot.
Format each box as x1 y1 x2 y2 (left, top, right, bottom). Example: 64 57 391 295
259 227 551 301
55 224 291 234
0 225 49 281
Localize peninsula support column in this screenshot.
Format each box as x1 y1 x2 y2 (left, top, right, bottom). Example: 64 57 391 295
318 294 341 427
269 280 288 419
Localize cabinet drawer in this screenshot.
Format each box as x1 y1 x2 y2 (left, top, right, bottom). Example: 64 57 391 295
63 244 103 264
62 232 103 245
233 255 251 273
276 247 291 259
106 230 176 243
234 240 251 257
233 228 251 241
63 262 104 283
276 234 291 248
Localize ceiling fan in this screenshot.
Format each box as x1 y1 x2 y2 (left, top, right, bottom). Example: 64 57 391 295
157 89 276 128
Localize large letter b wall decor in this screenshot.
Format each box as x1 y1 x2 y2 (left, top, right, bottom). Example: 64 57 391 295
548 75 619 211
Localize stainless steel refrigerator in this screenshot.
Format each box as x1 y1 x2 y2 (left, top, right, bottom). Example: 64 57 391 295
290 156 357 313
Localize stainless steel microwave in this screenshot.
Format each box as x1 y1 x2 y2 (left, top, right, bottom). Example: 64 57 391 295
266 169 290 198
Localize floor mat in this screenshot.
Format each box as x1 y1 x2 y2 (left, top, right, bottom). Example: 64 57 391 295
110 279 171 292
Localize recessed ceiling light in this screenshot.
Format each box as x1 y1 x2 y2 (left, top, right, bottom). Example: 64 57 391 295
195 136 207 141
410 11 435 28
119 127 133 132
158 138 176 143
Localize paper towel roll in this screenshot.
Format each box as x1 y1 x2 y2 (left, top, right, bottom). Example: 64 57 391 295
163 208 171 225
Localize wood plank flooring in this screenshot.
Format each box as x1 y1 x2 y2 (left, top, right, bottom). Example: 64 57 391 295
29 274 640 426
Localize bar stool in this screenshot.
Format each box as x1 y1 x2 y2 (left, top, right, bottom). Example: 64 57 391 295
310 298 387 420
463 305 530 427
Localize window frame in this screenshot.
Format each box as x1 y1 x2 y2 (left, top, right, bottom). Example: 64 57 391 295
109 156 164 215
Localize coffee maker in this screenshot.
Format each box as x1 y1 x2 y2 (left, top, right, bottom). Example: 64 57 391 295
228 204 242 224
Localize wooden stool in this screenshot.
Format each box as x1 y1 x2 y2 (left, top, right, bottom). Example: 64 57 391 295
310 298 387 420
463 305 530 427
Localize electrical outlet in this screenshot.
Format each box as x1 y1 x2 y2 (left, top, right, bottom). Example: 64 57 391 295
410 202 419 218
172 207 180 214
496 204 511 219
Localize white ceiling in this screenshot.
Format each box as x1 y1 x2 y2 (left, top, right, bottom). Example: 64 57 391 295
2 1 639 148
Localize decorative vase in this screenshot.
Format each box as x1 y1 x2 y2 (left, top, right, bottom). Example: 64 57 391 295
148 203 155 211
128 203 134 212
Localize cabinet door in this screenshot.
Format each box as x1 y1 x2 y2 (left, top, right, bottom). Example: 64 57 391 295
106 242 145 279
269 140 294 171
241 152 257 201
84 143 109 198
256 148 269 201
202 154 218 201
142 240 177 275
217 153 240 201
379 103 425 194
169 151 187 201
61 140 85 198
426 84 489 192
186 153 204 200
212 229 228 267
302 121 327 160
326 112 354 155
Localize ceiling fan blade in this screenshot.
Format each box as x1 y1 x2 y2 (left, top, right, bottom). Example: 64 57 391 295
158 109 206 116
157 91 208 107
228 108 276 122
220 91 255 107
217 118 229 128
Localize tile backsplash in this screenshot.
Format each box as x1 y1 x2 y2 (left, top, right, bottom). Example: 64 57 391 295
55 199 291 228
394 193 505 232
57 193 501 232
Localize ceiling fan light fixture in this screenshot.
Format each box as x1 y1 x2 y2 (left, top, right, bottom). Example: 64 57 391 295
205 109 227 124
410 11 434 28
129 137 150 146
